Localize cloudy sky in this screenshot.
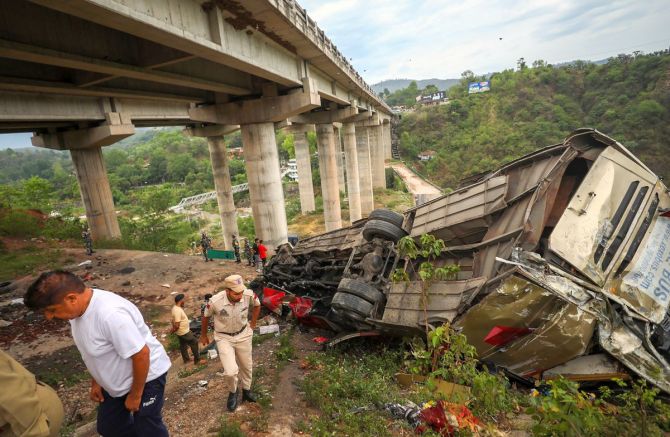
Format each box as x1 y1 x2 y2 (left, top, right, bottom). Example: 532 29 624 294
1 0 668 149
299 0 670 84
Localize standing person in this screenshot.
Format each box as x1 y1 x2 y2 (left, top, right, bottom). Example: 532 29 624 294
82 228 93 256
200 232 212 262
231 235 241 264
243 239 253 267
199 275 261 412
24 271 172 437
252 238 260 270
257 240 267 273
171 294 205 367
0 349 64 437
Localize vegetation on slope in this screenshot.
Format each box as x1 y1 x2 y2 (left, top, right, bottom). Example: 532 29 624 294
397 51 670 188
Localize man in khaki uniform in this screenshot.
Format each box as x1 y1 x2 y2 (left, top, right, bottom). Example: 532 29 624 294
200 274 261 412
0 350 64 437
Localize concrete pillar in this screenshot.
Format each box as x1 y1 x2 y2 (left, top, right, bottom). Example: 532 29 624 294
207 136 239 250
241 122 288 252
70 147 121 240
292 127 316 213
384 122 393 159
315 123 342 231
342 122 362 222
333 126 346 195
369 124 386 189
356 126 374 215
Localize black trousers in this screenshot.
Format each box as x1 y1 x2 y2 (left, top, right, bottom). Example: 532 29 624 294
97 373 168 437
177 331 200 364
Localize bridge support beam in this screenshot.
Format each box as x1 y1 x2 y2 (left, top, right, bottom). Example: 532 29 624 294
207 136 239 250
355 126 374 215
342 122 361 222
315 123 342 231
32 112 134 241
289 125 316 214
241 122 288 251
190 80 320 253
70 147 121 241
333 125 346 195
289 105 361 227
383 120 393 160
369 124 386 189
184 125 240 250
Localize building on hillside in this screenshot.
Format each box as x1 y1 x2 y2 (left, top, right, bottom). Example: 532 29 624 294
416 91 449 106
418 150 436 161
287 159 298 181
228 147 244 158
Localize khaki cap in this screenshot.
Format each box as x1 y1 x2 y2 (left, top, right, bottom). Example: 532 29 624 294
223 274 246 293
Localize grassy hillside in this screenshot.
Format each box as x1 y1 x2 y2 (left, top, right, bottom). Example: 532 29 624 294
398 52 670 188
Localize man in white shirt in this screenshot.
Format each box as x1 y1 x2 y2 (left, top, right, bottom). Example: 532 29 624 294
24 270 171 437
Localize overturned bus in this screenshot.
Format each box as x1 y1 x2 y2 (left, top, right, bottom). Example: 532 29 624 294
257 128 670 392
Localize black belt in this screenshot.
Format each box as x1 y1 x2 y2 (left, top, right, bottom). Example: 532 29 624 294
217 324 247 336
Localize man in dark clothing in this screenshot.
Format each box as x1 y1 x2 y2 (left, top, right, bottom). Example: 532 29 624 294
243 239 253 266
232 235 241 263
82 229 94 256
200 232 212 262
252 238 260 269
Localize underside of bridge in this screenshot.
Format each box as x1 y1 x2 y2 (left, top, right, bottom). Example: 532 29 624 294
0 0 393 249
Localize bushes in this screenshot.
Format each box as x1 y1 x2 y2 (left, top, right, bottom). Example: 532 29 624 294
0 210 40 237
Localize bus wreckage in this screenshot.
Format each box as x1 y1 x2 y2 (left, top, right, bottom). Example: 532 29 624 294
255 128 670 392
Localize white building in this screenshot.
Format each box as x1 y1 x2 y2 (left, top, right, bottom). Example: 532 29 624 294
287 159 299 181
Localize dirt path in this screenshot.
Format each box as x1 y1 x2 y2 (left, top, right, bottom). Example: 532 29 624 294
265 330 323 436
389 162 442 198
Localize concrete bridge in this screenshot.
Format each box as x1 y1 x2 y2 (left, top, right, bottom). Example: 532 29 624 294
0 0 394 252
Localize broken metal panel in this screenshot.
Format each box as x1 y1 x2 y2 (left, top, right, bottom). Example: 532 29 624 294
381 277 487 328
568 129 658 178
291 223 364 255
473 239 515 281
549 147 658 286
519 149 580 250
472 194 532 278
410 176 508 241
599 314 670 393
607 198 670 324
543 353 629 381
456 271 596 376
503 150 568 201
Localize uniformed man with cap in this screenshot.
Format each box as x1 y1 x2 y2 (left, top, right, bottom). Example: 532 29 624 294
0 349 64 437
200 274 261 412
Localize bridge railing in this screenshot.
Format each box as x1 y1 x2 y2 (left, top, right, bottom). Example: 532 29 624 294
169 168 291 212
269 0 391 112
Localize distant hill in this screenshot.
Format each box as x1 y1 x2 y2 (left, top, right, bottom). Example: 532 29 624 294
397 51 670 189
372 78 459 94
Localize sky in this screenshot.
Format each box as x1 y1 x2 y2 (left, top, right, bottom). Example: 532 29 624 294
1 0 668 150
299 0 670 84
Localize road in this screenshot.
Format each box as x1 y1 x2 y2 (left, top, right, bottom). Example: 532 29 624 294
389 162 442 202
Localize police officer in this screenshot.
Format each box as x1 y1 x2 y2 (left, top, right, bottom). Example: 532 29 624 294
199 275 260 412
200 232 212 262
0 350 64 437
82 228 93 256
232 235 241 264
